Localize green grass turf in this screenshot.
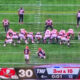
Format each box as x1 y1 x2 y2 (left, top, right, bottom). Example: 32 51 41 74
0 0 80 67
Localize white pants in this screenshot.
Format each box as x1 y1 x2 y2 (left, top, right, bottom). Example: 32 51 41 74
24 55 29 60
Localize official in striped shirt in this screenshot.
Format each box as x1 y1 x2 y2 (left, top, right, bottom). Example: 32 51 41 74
2 19 9 33
18 7 24 24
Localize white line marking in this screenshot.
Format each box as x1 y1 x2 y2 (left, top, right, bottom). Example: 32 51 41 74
0 4 80 7
0 63 25 64
0 13 76 15
0 22 77 24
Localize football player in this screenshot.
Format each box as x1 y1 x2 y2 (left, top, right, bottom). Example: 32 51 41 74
50 29 58 43
43 30 51 43
37 48 46 59
77 10 80 28
57 30 66 43
2 19 9 33
67 29 74 39
45 19 53 31
24 46 30 64
18 7 24 24
59 33 70 47
19 29 28 44
35 32 42 43
27 32 35 43
3 29 15 46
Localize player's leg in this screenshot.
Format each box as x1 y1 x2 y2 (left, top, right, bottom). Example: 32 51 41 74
6 25 9 33
25 55 29 64
5 26 8 33
50 25 53 30
44 25 48 32
21 15 23 24
19 15 21 24
3 41 7 46
67 40 70 47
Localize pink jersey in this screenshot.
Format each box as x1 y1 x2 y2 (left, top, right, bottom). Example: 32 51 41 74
3 19 9 25
59 30 65 36
19 9 24 15
7 29 14 35
60 30 66 34
46 19 52 26
68 29 74 34
51 29 57 34
77 12 80 17
45 30 51 35
20 29 26 35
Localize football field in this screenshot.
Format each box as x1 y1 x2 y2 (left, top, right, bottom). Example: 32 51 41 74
0 0 80 67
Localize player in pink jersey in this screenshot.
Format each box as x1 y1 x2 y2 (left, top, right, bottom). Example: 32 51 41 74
35 32 42 43
27 32 35 43
77 10 80 28
50 29 58 43
24 46 30 64
18 7 24 24
59 33 70 47
19 29 28 44
57 30 66 42
43 30 51 43
67 29 74 39
45 19 53 31
3 30 15 47
2 19 9 33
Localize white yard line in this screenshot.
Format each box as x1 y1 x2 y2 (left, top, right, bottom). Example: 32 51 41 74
0 51 79 54
0 22 77 24
0 13 76 15
0 4 80 7
0 63 25 64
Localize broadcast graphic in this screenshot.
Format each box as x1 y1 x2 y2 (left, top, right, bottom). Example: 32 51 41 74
0 0 80 79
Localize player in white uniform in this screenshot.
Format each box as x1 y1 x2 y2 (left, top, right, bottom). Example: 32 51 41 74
3 29 15 46
50 29 58 43
57 30 66 43
27 32 35 43
43 30 51 43
67 29 74 39
35 32 42 43
19 29 28 44
59 33 70 47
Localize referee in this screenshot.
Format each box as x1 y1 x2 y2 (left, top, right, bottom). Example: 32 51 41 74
77 10 80 28
18 7 24 24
